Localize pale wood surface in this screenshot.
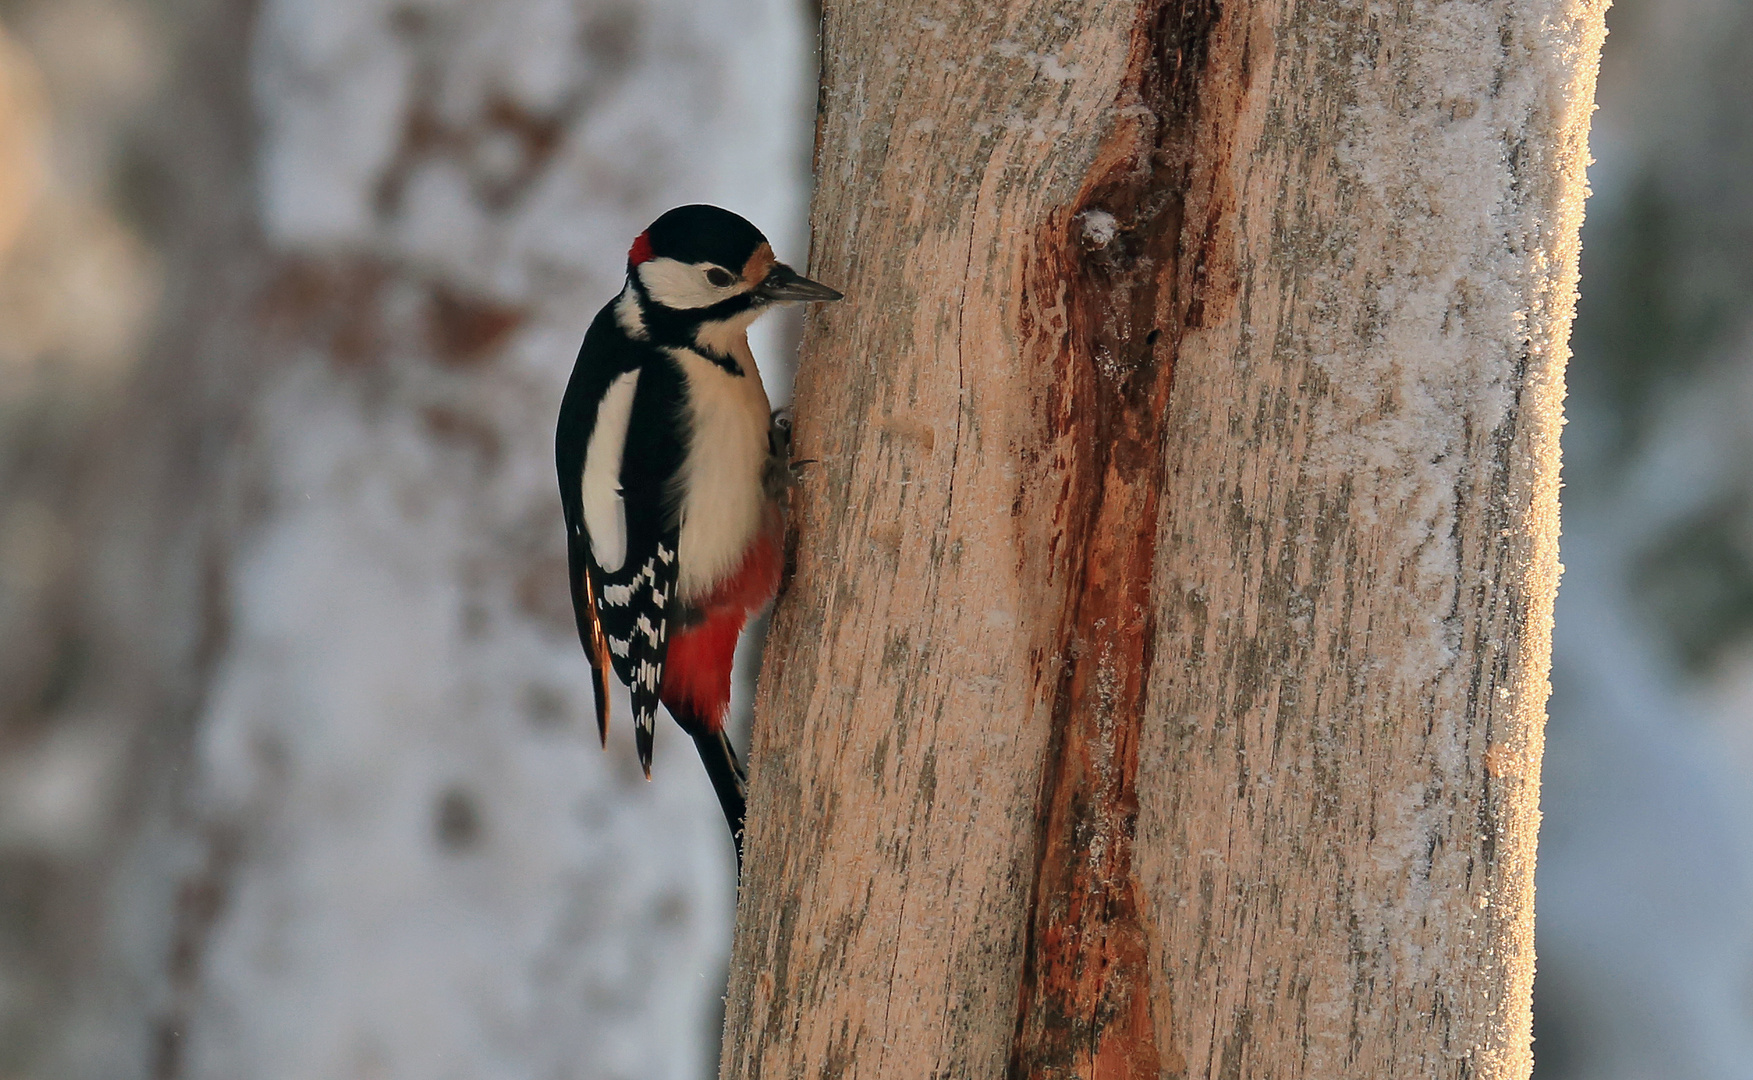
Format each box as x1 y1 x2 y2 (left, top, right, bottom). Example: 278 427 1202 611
726 1 1604 1077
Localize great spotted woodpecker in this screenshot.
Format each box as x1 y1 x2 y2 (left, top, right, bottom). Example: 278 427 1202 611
556 205 841 861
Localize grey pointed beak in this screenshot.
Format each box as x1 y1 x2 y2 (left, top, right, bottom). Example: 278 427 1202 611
758 263 843 302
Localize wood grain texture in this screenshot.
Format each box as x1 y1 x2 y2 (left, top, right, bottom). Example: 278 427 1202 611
725 1 1605 1077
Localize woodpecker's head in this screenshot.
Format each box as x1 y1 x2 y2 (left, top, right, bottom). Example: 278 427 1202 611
618 205 841 362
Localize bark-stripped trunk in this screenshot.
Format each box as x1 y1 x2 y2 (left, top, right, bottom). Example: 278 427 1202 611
727 2 1604 1078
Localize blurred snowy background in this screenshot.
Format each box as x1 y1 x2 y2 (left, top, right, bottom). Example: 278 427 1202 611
0 0 809 1077
1532 0 1753 1077
0 1 1748 1078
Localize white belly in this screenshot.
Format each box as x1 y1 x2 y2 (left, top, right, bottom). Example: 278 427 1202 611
668 340 771 602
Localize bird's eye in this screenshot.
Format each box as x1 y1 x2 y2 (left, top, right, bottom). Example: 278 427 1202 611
706 267 736 288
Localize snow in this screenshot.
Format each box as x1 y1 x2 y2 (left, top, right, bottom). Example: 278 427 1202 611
1285 0 1598 886
1078 209 1117 248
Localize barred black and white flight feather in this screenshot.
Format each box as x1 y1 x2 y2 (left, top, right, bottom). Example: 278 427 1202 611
557 301 689 776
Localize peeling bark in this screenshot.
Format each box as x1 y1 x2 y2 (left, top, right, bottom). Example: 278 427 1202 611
727 1 1605 1077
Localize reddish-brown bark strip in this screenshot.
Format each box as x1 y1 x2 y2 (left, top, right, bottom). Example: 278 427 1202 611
1009 2 1238 1076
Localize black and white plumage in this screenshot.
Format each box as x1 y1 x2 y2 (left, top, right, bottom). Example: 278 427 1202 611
556 204 841 858
560 333 688 767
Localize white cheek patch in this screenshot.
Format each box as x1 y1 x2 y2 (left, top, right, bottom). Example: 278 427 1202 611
581 370 640 571
637 256 750 310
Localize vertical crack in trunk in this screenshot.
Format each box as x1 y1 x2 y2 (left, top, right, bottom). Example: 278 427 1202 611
1011 2 1237 1076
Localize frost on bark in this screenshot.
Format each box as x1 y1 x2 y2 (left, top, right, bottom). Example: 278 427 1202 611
5 1 808 1079
728 2 1604 1078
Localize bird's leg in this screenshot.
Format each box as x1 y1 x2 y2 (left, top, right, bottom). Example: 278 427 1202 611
763 407 803 498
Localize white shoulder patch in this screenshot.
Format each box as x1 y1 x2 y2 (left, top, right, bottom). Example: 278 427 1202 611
581 370 641 571
613 285 647 339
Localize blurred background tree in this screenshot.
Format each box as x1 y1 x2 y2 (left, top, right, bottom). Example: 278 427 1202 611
1534 1 1753 1078
0 0 1750 1078
0 1 809 1077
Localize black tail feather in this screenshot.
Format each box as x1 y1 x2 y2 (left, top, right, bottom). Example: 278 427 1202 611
692 729 748 870
589 664 611 749
636 721 654 780
574 558 614 748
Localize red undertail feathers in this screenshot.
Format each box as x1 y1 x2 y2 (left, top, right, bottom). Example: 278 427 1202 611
659 515 784 734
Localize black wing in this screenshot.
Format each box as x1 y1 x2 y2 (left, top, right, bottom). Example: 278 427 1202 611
557 305 688 774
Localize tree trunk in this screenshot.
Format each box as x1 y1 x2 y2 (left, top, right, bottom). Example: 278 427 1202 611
727 1 1604 1078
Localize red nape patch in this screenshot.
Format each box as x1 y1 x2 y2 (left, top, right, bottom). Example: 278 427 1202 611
661 610 745 733
627 230 654 267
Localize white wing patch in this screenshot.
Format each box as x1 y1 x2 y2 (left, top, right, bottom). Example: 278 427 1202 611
581 370 640 571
